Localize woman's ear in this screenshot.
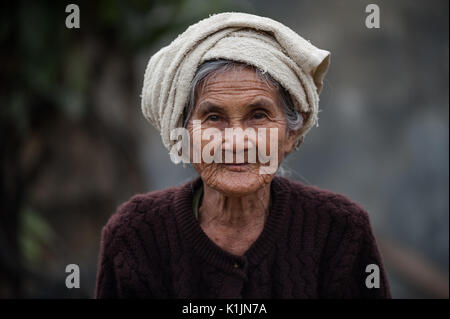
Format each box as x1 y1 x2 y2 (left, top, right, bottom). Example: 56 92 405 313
284 129 302 155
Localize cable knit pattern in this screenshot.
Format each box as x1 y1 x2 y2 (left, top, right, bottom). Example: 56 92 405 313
95 177 391 298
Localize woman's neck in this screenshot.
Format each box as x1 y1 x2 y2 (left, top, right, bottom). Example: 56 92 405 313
199 183 271 229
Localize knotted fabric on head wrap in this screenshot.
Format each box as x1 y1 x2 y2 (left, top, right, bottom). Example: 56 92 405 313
141 12 331 151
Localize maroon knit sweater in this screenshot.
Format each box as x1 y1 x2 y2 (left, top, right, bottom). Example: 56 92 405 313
95 177 391 298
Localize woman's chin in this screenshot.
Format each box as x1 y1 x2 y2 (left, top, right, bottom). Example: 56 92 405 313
204 169 273 197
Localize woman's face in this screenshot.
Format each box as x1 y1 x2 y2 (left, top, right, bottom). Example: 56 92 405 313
186 67 299 196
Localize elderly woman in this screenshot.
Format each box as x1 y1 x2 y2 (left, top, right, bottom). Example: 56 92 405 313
95 12 390 298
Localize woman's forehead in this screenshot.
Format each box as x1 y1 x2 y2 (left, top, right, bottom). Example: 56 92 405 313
196 68 279 102
196 96 277 115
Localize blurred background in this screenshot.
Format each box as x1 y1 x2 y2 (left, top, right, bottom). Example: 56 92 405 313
0 0 448 298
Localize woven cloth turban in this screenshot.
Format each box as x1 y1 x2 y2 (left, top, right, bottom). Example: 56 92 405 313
141 12 331 151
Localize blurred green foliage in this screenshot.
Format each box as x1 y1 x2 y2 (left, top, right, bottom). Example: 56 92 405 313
20 207 55 264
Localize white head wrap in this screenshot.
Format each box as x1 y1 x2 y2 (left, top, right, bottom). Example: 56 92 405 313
141 12 330 150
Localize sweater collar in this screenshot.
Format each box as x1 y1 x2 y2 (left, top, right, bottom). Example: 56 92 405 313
173 176 292 277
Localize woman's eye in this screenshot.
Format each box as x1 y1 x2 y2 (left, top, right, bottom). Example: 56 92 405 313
207 114 220 122
252 112 266 120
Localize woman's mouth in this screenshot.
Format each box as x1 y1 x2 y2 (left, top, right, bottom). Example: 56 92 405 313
222 163 252 172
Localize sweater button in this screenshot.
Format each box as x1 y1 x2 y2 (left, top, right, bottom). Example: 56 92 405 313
233 262 239 269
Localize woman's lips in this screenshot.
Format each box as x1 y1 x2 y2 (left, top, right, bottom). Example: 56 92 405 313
221 163 252 172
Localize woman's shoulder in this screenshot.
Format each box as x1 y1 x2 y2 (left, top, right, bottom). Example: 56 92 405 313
276 176 372 228
102 180 194 236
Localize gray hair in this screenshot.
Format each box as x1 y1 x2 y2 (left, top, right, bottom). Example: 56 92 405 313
182 59 303 131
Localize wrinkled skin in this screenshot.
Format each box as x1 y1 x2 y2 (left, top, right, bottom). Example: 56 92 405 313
186 67 301 255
